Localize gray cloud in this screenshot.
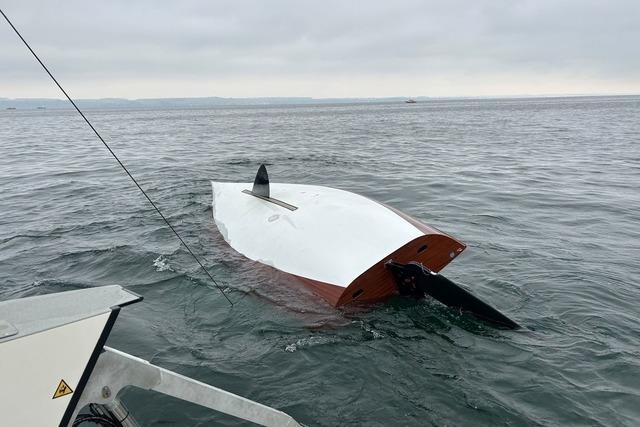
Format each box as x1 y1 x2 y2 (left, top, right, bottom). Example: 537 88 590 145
1 0 639 98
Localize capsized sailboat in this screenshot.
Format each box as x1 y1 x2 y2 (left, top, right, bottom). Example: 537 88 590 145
212 165 520 329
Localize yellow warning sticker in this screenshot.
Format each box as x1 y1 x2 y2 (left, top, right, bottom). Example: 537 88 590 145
52 379 73 399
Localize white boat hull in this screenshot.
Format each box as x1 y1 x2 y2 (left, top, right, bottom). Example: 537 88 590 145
212 176 465 306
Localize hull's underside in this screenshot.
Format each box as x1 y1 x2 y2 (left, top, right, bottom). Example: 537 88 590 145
212 180 465 307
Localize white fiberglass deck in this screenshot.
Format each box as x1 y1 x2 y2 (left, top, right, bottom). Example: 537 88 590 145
212 182 424 287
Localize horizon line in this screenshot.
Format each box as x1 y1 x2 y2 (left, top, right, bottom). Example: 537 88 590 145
2 92 639 102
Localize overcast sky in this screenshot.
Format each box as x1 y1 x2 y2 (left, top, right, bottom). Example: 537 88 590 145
1 0 639 99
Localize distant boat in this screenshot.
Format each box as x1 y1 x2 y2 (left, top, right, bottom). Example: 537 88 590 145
36 106 46 109
405 99 417 104
6 107 16 110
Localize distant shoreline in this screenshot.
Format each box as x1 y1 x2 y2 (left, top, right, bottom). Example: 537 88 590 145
1 94 637 110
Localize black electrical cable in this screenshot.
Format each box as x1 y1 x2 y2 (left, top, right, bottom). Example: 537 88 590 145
71 404 125 427
0 8 233 306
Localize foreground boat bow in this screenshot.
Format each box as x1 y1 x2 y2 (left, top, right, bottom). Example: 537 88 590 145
212 165 519 329
0 286 301 427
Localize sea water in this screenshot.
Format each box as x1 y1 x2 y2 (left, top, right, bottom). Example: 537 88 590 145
1 96 639 426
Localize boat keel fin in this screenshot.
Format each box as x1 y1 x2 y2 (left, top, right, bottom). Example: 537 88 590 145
253 164 270 198
242 164 299 211
386 261 520 329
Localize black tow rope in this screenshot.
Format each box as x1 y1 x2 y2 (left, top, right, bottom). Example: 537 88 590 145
0 8 233 306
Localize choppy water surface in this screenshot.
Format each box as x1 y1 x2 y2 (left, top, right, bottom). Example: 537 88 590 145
1 96 639 426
